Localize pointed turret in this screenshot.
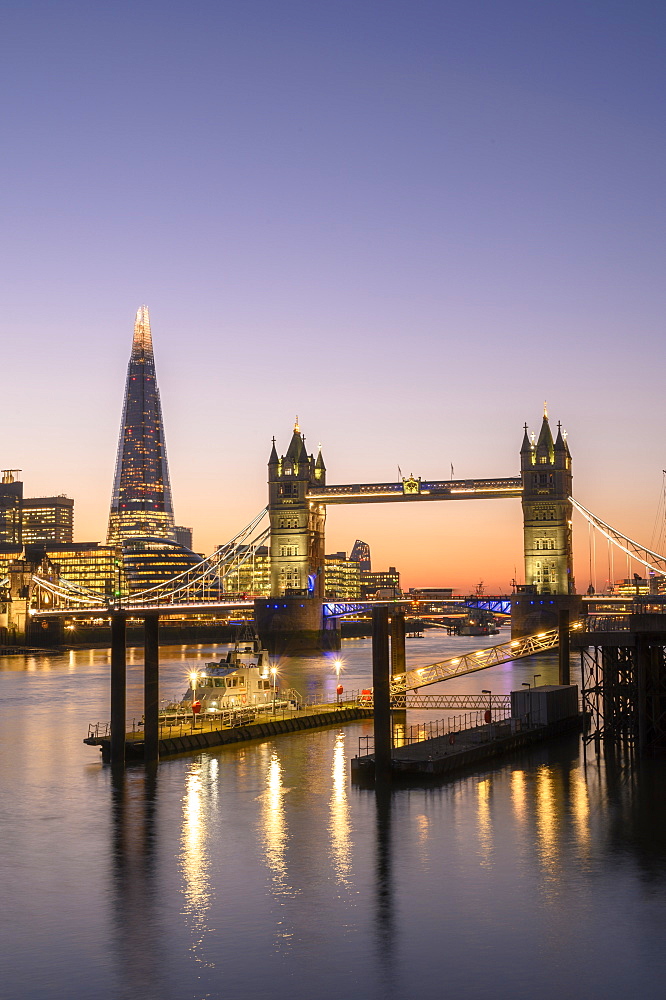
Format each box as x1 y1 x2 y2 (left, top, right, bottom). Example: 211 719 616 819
520 423 532 455
554 421 571 458
535 409 554 464
554 422 566 451
268 436 279 466
298 437 309 467
286 418 303 463
315 444 326 483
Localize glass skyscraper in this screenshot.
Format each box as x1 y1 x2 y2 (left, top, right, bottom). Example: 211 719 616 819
107 306 177 546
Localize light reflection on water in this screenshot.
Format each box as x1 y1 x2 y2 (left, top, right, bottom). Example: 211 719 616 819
259 747 292 897
2 636 666 999
329 732 352 883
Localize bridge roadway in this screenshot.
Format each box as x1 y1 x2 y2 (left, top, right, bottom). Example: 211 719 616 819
32 596 512 619
31 600 256 619
307 476 522 504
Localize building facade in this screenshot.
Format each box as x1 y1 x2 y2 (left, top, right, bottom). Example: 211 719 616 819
360 567 401 599
222 545 271 596
107 306 177 546
28 542 119 598
349 539 371 572
0 471 22 545
175 525 193 550
22 496 74 544
324 551 361 601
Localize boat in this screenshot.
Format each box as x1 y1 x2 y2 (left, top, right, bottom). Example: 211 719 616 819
159 634 302 723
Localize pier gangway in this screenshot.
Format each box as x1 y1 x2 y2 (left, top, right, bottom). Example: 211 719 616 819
389 624 582 696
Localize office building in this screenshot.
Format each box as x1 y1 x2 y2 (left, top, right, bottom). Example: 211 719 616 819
27 542 119 598
121 537 201 593
107 306 177 546
22 496 74 544
360 566 401 599
0 471 23 545
175 525 193 550
325 551 361 601
349 539 371 572
222 545 271 596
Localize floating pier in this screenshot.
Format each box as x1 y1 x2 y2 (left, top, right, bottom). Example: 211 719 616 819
85 704 373 763
352 684 583 784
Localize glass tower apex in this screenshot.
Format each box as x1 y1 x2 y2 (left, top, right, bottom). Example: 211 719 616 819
107 306 176 546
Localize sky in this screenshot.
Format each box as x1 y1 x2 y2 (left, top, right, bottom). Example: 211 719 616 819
1 0 665 593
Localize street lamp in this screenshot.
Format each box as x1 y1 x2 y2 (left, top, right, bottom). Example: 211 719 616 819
522 682 531 727
334 658 343 707
189 671 200 729
270 665 278 715
533 673 541 688
482 689 492 734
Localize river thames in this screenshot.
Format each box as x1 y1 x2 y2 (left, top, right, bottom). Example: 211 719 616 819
2 631 666 1000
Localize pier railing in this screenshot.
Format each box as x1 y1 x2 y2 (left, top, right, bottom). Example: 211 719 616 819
357 705 525 756
85 690 374 744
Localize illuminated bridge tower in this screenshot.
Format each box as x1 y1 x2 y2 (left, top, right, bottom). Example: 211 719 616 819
107 306 177 547
513 409 581 637
255 423 339 652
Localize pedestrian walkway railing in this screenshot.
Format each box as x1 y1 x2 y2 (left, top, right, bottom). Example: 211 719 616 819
85 690 372 744
357 706 514 756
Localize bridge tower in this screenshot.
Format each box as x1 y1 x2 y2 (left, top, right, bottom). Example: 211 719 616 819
521 409 574 594
514 409 581 637
255 422 338 652
267 421 326 597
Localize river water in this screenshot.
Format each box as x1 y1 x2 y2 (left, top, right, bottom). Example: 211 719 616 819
2 631 666 1000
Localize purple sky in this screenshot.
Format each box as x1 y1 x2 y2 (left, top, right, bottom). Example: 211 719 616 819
1 1 665 591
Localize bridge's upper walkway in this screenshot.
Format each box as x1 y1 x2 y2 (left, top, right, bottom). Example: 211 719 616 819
307 477 523 505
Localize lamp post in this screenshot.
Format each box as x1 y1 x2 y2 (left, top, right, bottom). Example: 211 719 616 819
482 689 492 737
189 671 200 729
533 673 541 688
271 665 278 715
334 658 342 707
522 681 531 728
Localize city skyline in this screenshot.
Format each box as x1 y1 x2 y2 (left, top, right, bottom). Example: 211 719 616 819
2 2 665 591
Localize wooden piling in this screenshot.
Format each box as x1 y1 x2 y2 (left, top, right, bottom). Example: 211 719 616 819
558 608 570 685
110 613 127 767
373 606 392 782
144 614 160 764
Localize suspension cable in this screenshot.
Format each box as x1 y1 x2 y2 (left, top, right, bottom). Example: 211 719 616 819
571 496 666 577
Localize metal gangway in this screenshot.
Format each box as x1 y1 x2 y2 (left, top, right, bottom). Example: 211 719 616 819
389 625 577 696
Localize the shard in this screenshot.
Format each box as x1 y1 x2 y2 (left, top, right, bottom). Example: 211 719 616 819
107 306 176 546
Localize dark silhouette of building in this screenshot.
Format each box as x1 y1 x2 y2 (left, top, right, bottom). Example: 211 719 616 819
107 306 176 546
350 539 371 572
175 525 193 550
0 470 22 545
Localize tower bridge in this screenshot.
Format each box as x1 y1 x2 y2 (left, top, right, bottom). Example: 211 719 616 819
256 408 577 650
16 406 666 654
